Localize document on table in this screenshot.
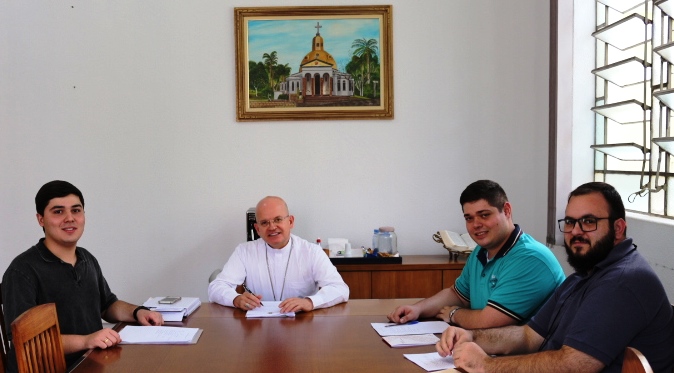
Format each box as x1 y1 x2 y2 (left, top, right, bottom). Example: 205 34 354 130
119 326 203 344
245 301 295 318
404 352 455 371
143 296 202 321
371 321 449 336
382 334 440 348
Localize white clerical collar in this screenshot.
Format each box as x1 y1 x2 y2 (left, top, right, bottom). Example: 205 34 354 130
266 237 292 252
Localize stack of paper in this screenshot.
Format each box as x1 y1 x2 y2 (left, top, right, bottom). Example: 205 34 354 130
119 325 203 344
143 297 201 321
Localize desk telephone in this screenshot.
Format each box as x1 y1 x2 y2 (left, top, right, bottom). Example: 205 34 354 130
433 230 477 252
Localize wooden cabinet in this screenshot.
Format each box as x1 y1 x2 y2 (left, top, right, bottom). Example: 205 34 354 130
335 255 465 299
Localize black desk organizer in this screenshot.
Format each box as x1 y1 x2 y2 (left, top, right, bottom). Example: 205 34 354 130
329 256 402 265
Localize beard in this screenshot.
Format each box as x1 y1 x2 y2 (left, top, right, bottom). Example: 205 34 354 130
564 227 615 275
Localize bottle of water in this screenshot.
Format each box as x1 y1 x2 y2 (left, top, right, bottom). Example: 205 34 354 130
378 226 397 254
372 229 380 254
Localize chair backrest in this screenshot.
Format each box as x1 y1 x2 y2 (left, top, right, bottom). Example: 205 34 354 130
0 282 10 371
622 346 654 373
208 270 245 293
11 303 66 373
208 269 222 283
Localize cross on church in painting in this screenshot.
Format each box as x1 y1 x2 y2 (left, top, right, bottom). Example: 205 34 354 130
315 21 322 35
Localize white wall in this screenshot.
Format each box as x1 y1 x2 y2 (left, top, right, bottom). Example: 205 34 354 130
2 0 549 303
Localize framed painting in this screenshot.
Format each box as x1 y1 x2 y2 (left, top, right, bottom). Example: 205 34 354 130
234 5 393 121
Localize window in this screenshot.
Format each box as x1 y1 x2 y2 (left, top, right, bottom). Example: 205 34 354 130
593 0 674 217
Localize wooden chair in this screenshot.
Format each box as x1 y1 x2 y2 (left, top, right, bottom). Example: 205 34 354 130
622 346 653 373
11 303 66 373
1 283 10 372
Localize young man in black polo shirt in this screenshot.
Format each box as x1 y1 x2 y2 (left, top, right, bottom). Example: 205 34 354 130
2 180 164 372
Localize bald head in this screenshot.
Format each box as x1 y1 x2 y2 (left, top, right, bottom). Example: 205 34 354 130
256 196 289 216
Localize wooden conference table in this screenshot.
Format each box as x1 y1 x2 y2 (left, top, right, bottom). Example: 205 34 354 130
71 299 458 373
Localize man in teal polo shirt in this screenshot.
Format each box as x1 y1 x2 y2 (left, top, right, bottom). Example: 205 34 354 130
387 180 565 329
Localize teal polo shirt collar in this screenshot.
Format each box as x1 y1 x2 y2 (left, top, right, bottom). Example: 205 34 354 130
476 224 522 266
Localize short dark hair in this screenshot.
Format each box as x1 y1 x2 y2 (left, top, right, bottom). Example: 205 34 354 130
568 182 625 221
35 180 85 216
459 180 508 211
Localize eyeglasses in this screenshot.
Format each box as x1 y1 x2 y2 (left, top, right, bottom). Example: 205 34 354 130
557 217 610 233
257 215 290 228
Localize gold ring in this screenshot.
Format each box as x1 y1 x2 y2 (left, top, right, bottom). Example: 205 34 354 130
104 338 109 343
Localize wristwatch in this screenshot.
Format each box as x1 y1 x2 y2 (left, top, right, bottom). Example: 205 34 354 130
133 305 151 321
448 307 461 325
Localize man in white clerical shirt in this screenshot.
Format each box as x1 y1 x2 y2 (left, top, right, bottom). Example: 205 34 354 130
208 196 349 313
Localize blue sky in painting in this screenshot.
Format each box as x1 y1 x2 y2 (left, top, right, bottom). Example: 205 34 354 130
247 18 380 74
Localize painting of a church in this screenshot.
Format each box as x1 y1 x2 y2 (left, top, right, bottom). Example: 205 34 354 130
237 6 392 121
278 22 355 104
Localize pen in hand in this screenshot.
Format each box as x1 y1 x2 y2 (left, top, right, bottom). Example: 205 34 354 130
385 320 419 327
242 283 264 306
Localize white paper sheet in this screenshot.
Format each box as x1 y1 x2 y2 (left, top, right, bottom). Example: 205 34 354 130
404 352 455 371
371 321 449 336
119 326 202 344
382 334 440 348
245 301 295 318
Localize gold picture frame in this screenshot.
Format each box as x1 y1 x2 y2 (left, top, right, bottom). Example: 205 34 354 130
235 5 393 121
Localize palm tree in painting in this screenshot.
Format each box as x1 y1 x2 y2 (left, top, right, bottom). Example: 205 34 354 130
262 51 278 91
351 38 378 84
274 63 292 90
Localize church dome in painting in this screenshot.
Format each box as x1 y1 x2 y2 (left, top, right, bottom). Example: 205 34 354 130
300 30 337 68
